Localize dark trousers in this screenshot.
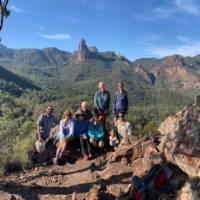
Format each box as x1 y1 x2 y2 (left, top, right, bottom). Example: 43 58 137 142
80 138 91 155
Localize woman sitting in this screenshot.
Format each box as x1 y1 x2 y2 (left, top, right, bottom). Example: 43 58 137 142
115 112 132 144
53 111 74 164
88 114 105 148
74 110 92 160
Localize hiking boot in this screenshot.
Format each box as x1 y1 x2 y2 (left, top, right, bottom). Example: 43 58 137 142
83 153 89 160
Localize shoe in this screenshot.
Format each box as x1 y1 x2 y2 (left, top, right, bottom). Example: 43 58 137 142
52 157 58 164
88 153 92 159
83 153 89 160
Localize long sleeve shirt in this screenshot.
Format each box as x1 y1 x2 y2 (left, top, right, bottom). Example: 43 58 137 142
58 119 74 138
94 90 110 112
74 119 88 137
113 90 128 113
88 122 105 140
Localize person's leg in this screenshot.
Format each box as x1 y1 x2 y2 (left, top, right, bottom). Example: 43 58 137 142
60 138 69 158
54 140 62 163
99 140 104 148
80 137 86 155
85 138 91 153
89 138 98 147
84 138 92 158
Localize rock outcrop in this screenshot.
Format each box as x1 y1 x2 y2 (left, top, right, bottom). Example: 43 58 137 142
134 64 156 85
177 178 200 200
75 39 90 64
158 96 200 177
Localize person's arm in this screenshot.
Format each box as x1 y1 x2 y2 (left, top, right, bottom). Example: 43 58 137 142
94 92 99 109
54 116 59 125
106 91 111 110
96 124 105 140
36 114 43 141
88 123 95 139
59 120 64 135
67 120 74 138
127 122 132 136
125 92 128 112
113 92 117 114
83 122 88 134
89 110 93 121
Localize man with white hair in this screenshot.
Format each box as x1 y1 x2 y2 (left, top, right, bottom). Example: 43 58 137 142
76 101 93 122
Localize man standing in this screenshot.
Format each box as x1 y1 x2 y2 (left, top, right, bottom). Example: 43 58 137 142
94 82 110 124
113 82 128 123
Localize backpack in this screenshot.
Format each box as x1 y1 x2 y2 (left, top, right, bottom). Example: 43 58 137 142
131 165 173 200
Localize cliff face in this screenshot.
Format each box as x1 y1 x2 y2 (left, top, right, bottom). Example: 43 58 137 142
135 55 200 89
75 39 90 64
133 64 156 85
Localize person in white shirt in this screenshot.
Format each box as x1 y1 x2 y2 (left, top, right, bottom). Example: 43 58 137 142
115 112 132 141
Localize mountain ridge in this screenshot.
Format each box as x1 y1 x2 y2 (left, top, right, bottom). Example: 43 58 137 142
1 39 200 91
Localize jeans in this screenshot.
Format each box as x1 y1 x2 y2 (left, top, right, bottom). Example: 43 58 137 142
80 137 91 154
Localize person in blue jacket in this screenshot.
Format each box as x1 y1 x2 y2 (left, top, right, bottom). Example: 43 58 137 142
94 81 110 124
113 81 128 123
88 114 105 148
74 110 92 160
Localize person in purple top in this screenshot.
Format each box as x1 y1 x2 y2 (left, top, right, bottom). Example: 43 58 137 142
74 110 92 160
53 111 74 164
113 82 128 123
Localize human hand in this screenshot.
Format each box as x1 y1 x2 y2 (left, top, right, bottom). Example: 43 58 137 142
83 134 88 139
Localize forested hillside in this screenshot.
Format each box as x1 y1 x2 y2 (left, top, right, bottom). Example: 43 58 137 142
0 39 200 173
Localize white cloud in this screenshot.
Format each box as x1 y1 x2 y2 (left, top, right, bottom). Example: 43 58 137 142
133 35 200 57
9 4 23 13
37 25 45 31
146 43 200 57
39 33 71 40
153 7 176 18
176 36 192 43
66 17 87 24
132 7 177 22
176 0 200 15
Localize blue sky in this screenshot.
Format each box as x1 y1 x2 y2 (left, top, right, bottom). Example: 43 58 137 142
1 0 200 61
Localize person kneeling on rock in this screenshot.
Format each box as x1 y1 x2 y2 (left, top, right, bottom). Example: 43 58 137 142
35 105 59 154
115 112 133 145
74 110 92 160
53 111 74 164
88 114 105 149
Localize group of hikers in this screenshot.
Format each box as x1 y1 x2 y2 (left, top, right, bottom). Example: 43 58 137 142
35 81 132 164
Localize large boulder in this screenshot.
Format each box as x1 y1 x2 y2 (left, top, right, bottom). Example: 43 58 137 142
158 96 200 177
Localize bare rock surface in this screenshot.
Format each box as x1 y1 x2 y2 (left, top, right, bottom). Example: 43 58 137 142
158 97 200 177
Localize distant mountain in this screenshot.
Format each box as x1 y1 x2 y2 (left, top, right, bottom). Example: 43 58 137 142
1 39 200 97
0 44 72 67
0 65 39 95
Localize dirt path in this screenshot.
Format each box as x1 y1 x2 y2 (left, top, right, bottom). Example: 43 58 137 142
0 153 132 200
